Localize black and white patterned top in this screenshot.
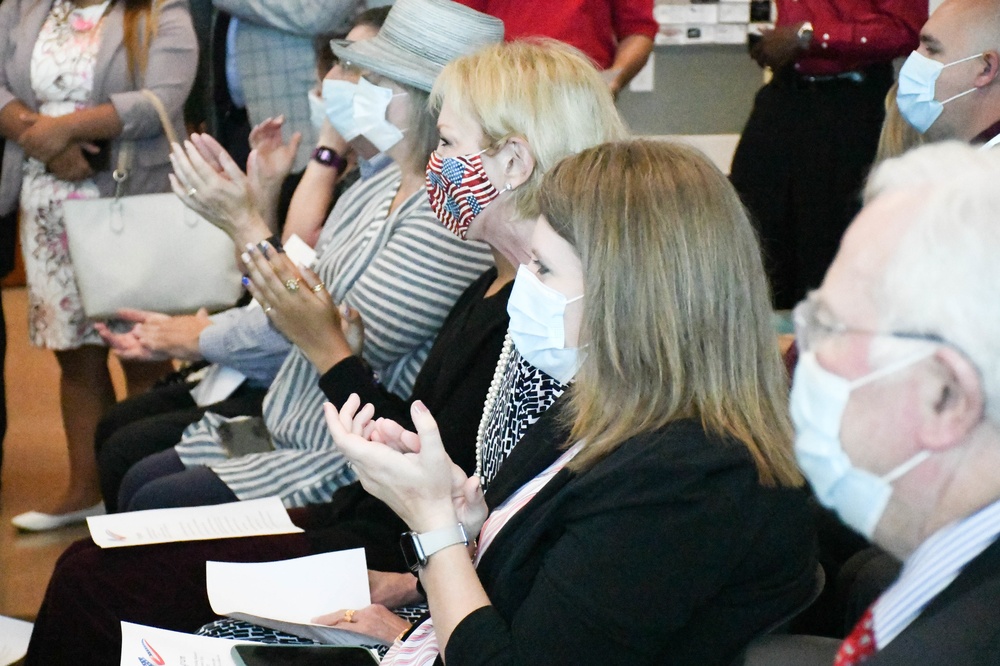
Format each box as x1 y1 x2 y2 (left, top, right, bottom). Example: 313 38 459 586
479 347 567 491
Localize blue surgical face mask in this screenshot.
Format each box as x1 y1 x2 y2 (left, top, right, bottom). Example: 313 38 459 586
506 264 583 384
323 79 361 141
897 50 983 134
790 349 934 539
353 77 407 153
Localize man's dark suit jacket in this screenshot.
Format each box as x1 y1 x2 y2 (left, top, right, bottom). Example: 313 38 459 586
869 536 1000 664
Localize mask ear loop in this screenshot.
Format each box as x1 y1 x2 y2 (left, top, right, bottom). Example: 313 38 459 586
881 450 931 484
850 347 936 390
497 139 527 194
939 52 988 104
940 87 978 105
472 145 515 194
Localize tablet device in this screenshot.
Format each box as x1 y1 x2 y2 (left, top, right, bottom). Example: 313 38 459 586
231 644 380 666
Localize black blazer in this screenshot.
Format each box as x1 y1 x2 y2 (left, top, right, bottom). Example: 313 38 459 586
445 400 818 666
867 536 1000 664
301 267 511 570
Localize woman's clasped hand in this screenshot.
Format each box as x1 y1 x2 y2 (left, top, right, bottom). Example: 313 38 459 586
168 137 267 247
169 120 301 246
241 243 364 371
324 395 487 536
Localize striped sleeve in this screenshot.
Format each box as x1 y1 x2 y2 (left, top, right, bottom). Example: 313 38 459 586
204 169 491 507
211 449 356 507
344 201 493 397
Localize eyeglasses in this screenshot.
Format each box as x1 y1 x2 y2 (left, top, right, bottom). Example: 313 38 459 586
792 294 945 354
340 60 365 77
326 51 364 77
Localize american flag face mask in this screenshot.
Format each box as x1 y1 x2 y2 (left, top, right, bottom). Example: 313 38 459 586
425 149 502 239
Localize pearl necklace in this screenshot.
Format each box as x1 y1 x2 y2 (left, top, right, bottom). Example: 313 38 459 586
475 333 514 480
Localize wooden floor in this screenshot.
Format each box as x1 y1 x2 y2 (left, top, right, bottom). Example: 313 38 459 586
0 286 126 622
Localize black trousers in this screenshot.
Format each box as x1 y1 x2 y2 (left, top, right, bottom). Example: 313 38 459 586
95 380 267 512
730 65 892 309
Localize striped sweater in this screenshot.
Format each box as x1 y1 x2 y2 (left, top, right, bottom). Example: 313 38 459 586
174 164 492 506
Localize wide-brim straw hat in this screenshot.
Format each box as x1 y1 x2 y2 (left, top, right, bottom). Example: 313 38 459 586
332 0 504 92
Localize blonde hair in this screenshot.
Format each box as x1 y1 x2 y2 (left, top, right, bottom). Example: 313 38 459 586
121 0 164 81
873 82 924 165
431 39 628 219
540 140 802 486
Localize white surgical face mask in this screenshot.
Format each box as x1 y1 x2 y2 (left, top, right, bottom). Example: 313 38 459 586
897 50 983 134
506 264 583 384
323 79 361 141
353 76 407 152
307 89 327 129
790 349 934 539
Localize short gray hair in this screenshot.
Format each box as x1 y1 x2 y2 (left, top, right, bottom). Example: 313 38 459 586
866 142 1000 421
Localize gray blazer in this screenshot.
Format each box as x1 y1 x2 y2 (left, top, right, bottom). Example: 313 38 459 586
213 0 361 171
0 0 198 216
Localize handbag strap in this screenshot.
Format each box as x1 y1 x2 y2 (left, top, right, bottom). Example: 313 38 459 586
113 88 178 198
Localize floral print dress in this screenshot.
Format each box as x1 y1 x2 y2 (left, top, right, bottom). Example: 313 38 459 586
20 0 110 349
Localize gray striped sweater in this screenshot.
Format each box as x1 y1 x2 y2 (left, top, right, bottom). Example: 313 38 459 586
174 164 492 506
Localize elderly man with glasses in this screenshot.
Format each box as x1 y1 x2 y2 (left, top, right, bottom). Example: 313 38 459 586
786 141 1000 665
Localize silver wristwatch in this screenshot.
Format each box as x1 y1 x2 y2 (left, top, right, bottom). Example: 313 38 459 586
400 523 469 573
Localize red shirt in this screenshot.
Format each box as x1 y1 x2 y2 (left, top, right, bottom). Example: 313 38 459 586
455 0 657 70
777 0 925 76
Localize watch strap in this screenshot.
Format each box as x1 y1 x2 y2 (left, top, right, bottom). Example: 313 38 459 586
419 523 468 558
402 523 468 572
311 146 348 174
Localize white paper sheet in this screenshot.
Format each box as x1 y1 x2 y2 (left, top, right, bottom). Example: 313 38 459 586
206 549 387 646
281 234 318 269
88 497 303 548
0 615 33 666
119 621 250 666
189 364 248 407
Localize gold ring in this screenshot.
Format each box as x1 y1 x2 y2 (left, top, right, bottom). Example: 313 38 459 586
263 306 273 314
186 187 197 197
344 609 356 623
311 282 326 293
284 278 301 293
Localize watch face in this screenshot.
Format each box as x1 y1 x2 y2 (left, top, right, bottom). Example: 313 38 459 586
399 532 423 573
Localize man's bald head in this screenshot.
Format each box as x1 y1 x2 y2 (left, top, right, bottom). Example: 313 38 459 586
960 0 1000 53
912 0 1000 140
924 0 1000 58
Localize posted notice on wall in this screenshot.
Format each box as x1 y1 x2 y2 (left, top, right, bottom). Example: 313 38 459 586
88 497 303 549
